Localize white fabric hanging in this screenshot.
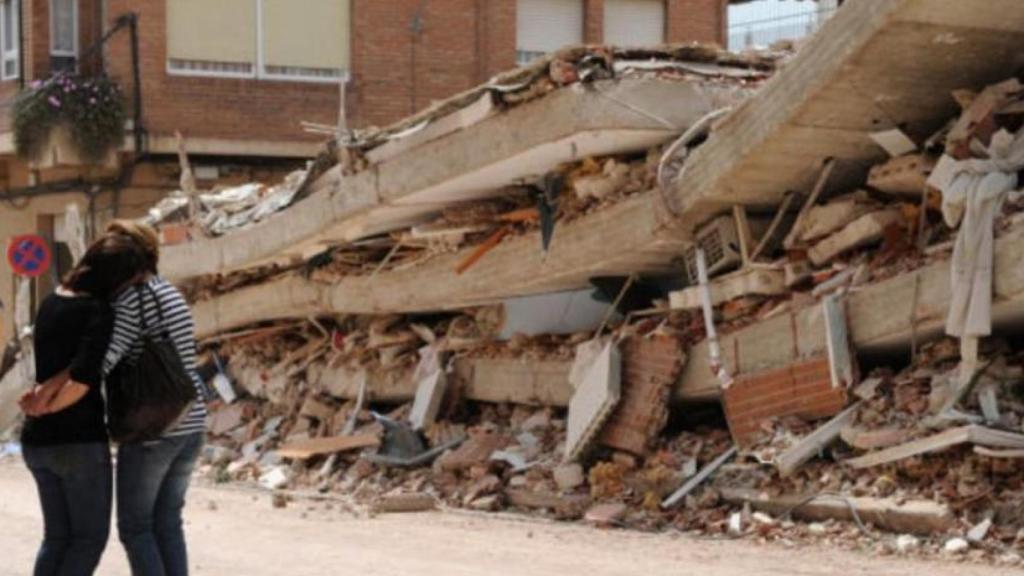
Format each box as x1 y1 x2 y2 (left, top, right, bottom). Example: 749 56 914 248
940 128 1024 337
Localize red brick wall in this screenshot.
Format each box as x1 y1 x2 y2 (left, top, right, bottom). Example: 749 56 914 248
584 0 604 44
600 335 683 455
349 0 518 128
99 0 336 145
723 356 848 447
5 0 728 144
667 0 727 46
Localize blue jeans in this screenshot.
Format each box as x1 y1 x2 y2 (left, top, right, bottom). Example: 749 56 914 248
23 442 112 576
116 433 203 576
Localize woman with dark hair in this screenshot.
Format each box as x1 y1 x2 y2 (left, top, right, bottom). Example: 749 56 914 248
19 234 148 576
103 220 208 576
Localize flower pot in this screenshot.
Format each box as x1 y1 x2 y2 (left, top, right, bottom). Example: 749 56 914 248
29 122 119 170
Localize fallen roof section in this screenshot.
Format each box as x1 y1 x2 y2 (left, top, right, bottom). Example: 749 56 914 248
161 49 763 282
191 192 685 338
670 0 1024 232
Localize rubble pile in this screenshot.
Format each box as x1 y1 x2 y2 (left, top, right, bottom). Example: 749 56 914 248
171 74 1024 568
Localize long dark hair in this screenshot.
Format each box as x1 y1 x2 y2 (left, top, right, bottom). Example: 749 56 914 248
62 234 148 301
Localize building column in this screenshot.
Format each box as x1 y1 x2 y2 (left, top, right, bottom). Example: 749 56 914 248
666 0 727 47
584 0 603 44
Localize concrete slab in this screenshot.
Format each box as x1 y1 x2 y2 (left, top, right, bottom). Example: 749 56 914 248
162 77 748 282
565 342 622 462
672 0 1024 233
670 268 786 310
808 209 903 266
867 154 934 197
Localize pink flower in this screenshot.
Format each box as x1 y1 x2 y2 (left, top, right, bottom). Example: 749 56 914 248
29 80 42 89
47 95 61 108
89 97 96 105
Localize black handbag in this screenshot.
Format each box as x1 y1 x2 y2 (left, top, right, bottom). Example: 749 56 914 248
107 284 197 444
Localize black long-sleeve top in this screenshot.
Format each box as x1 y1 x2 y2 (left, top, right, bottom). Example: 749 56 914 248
21 293 113 446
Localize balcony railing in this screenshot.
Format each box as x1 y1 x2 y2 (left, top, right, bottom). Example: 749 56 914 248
728 2 840 52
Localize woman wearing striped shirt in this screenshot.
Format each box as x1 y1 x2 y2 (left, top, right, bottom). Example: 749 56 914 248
102 221 208 576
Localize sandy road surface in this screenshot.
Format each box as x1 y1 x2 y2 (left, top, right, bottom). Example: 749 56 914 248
0 460 1019 576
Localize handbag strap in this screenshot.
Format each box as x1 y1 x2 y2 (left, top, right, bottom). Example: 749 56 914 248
133 282 173 341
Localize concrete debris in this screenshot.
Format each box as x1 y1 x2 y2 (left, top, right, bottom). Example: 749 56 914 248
584 503 628 527
943 537 970 555
721 489 956 536
372 493 438 514
868 154 935 198
808 209 905 267
553 464 585 492
45 6 1022 560
895 534 920 554
967 518 992 543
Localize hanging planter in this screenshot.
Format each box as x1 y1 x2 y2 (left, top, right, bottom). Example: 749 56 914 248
12 72 126 166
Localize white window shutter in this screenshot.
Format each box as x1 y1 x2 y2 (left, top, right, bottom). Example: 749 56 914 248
516 0 584 63
604 0 665 47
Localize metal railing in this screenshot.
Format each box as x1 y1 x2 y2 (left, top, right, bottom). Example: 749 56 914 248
728 4 840 52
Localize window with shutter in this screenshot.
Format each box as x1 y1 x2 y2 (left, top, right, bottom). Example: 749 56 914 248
604 0 665 47
167 0 258 78
260 0 350 82
50 0 76 72
166 0 350 83
516 0 584 65
1 0 19 80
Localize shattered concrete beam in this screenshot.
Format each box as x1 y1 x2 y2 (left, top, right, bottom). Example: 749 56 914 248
720 488 956 536
191 193 686 338
671 0 1024 233
315 357 572 406
162 78 746 282
676 221 1024 401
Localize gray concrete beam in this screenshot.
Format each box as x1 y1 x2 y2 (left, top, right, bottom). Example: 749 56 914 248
162 78 745 282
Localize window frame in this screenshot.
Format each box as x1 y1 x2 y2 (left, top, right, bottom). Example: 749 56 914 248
515 0 585 66
166 58 256 80
49 0 78 59
0 0 20 81
164 0 351 84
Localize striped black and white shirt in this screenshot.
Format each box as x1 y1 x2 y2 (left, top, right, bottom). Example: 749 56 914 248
103 276 208 438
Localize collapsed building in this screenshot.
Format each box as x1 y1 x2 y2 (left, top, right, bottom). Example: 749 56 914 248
5 0 1024 562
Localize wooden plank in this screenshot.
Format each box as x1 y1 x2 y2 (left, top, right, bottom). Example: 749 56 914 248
845 425 1024 469
276 434 380 461
783 158 836 249
776 401 862 478
750 192 796 262
974 446 1024 459
720 488 956 535
661 446 737 509
823 294 855 389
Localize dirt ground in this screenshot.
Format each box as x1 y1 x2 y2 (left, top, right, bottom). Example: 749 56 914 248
0 459 1019 576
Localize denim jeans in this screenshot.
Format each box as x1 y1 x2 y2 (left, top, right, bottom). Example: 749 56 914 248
116 433 203 576
23 442 112 576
